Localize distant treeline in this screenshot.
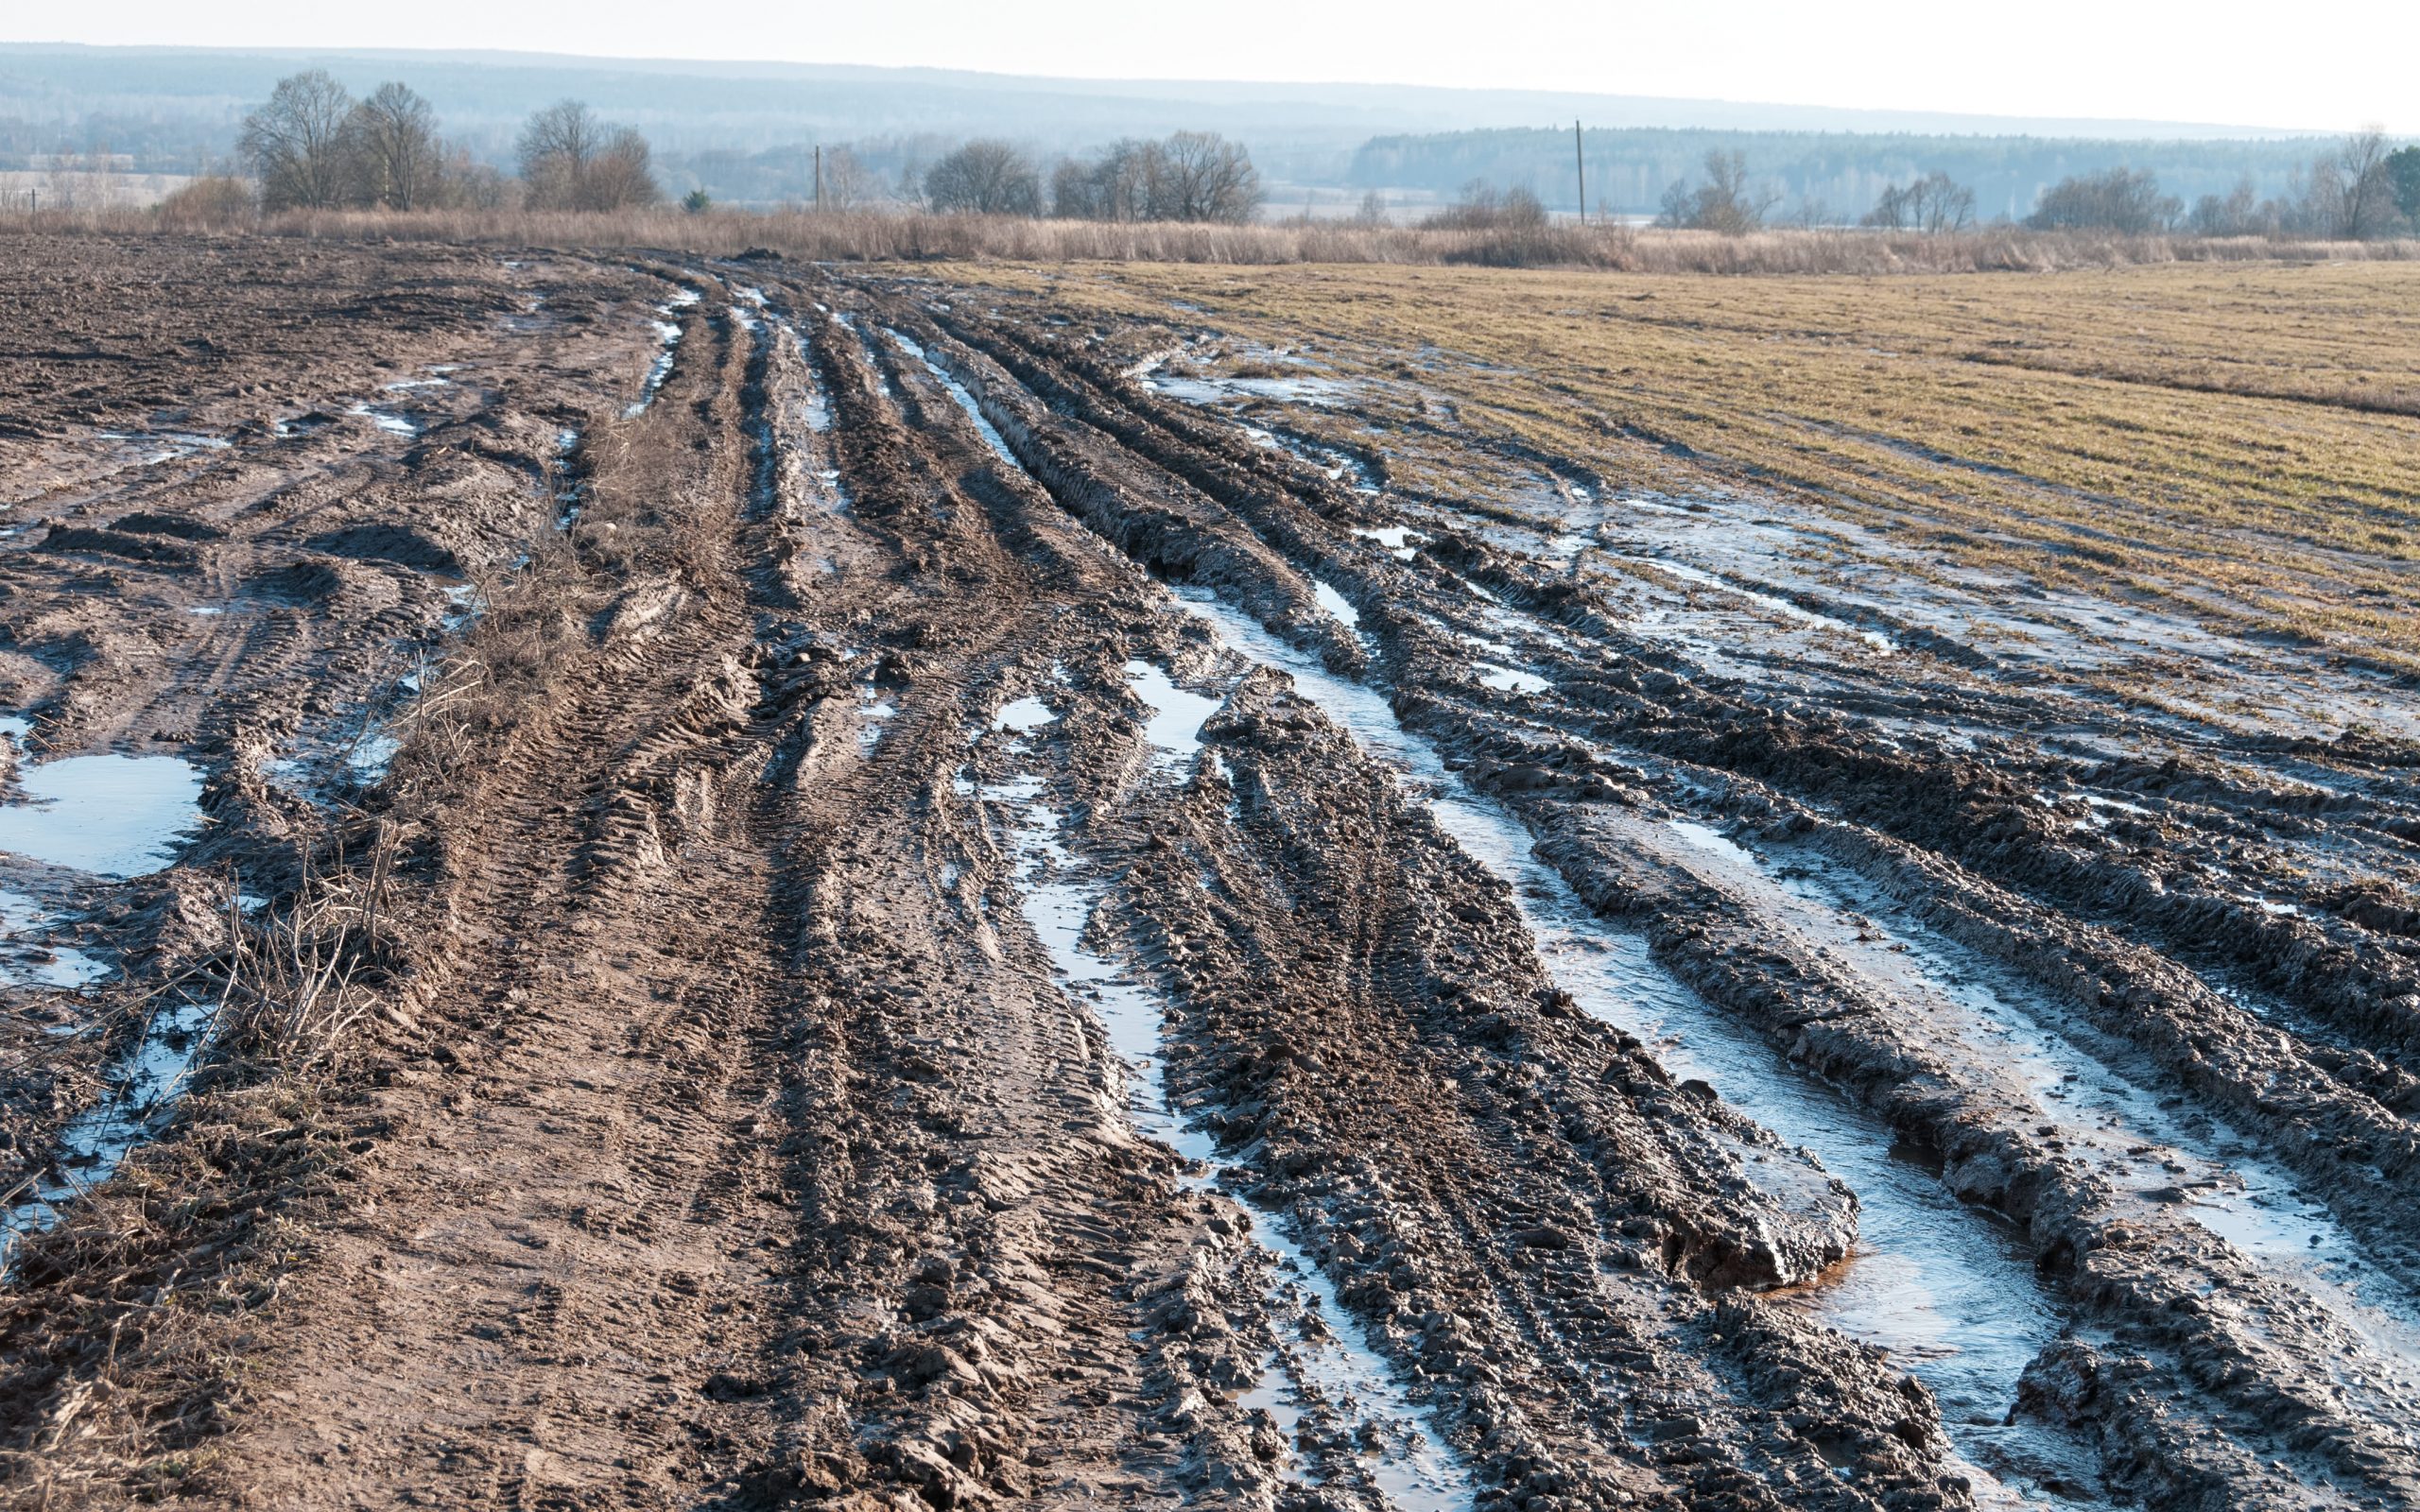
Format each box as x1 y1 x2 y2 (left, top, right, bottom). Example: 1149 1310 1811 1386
1350 126 2327 220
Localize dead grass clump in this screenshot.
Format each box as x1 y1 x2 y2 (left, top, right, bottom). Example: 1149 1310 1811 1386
153 177 257 232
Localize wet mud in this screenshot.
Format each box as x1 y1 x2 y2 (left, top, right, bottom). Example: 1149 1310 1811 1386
0 239 2413 1512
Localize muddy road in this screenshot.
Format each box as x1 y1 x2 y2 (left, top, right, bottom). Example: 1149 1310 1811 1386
1 235 2415 1512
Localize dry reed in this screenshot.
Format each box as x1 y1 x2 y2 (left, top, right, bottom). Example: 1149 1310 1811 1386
9 202 2416 275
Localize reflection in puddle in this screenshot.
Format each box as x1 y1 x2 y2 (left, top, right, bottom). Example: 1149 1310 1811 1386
0 888 104 989
0 737 205 880
1123 661 1222 770
994 696 1056 735
0 723 213 1267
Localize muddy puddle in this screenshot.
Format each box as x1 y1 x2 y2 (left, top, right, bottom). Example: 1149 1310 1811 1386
0 888 103 990
95 425 232 466
0 723 213 1269
4 980 217 1267
1354 526 1426 561
1123 661 1221 772
0 726 205 881
887 330 1022 472
624 286 700 418
1162 586 2100 1505
972 677 1476 1507
1150 369 1352 408
346 402 424 439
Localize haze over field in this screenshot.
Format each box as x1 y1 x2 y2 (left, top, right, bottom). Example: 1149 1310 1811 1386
10 0 2416 132
0 40 2395 220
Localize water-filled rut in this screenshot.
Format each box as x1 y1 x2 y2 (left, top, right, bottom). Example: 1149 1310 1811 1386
1160 584 2103 1506
972 676 1477 1509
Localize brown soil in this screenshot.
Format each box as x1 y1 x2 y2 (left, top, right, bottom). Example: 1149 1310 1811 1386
0 234 2413 1512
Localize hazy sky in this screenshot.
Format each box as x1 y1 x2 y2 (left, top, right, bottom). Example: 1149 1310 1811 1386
20 0 2416 132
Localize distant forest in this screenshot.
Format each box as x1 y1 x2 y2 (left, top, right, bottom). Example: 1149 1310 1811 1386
0 44 2341 222
1352 128 2321 221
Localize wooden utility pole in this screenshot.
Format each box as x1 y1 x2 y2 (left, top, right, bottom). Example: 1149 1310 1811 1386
815 146 822 212
1574 120 1585 226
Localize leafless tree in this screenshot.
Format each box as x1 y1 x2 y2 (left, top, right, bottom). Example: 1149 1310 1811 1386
819 146 873 211
1049 157 1098 218
346 82 442 210
1862 171 1974 233
2317 129 2396 240
241 70 356 213
1055 139 1159 221
518 99 600 209
43 146 119 210
586 128 661 211
446 150 514 211
519 101 657 211
1695 150 1780 234
1352 188 1389 227
2026 167 2178 233
1046 132 1264 224
1654 151 1778 234
2187 177 2266 237
925 140 1042 215
1655 178 1695 229
1150 130 1262 222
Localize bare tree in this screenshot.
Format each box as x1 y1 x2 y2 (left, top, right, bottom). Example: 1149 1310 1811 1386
519 101 657 211
2187 177 2265 237
1049 156 1098 219
2321 129 2396 240
2026 167 2179 233
925 140 1042 215
346 82 442 211
1654 178 1695 229
819 146 872 212
43 146 118 211
518 99 600 210
585 128 661 211
1654 151 1778 234
1862 171 1974 233
446 149 514 211
1150 130 1263 223
1052 139 1157 221
241 70 356 213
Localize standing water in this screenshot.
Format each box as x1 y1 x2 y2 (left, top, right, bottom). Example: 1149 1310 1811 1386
0 723 213 1269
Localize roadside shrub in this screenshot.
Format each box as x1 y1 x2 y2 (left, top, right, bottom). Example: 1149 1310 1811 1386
1423 181 1549 232
155 175 258 229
